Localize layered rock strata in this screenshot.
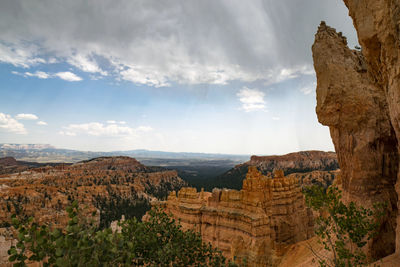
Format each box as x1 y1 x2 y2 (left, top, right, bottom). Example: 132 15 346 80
340 0 400 257
158 167 314 266
249 151 338 173
286 169 339 189
0 156 186 265
312 7 400 259
209 151 339 191
0 156 185 227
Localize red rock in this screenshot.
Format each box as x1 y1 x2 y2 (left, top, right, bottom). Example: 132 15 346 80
157 167 314 266
312 1 400 260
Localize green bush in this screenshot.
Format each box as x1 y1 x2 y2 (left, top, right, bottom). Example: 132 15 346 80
304 185 386 267
8 201 226 267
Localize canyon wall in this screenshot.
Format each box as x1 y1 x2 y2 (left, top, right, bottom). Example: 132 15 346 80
249 151 338 173
341 0 400 256
207 151 339 191
312 0 400 259
158 167 314 266
0 156 186 228
0 156 186 265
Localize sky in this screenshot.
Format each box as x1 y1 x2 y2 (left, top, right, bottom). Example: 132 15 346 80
0 0 358 155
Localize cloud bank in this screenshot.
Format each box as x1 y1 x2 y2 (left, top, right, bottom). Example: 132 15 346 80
0 0 356 87
60 122 153 137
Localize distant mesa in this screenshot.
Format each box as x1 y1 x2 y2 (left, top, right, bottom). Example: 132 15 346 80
0 143 250 163
200 150 339 191
0 144 55 150
72 156 147 172
0 157 18 167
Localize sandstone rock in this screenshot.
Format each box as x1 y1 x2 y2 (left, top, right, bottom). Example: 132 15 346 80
249 151 338 173
70 156 146 172
287 170 339 189
210 151 339 191
0 228 16 267
0 157 30 176
312 5 399 260
158 167 314 266
0 156 186 265
340 0 400 257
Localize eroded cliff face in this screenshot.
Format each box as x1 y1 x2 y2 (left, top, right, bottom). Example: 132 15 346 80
312 4 400 259
209 151 339 191
286 169 339 189
158 167 314 266
341 0 400 256
0 156 186 265
0 156 186 227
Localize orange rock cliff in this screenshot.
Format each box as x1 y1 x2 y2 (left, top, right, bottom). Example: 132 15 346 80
312 0 400 261
157 167 314 266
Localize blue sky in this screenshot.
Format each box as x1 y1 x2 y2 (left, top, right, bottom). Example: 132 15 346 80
0 0 358 155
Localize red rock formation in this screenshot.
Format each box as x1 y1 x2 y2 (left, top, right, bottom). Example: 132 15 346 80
212 151 339 191
0 156 186 265
0 228 16 267
0 158 18 166
158 167 314 266
70 156 146 172
0 157 29 175
312 2 400 259
0 156 185 227
287 170 339 189
249 151 338 172
340 1 400 257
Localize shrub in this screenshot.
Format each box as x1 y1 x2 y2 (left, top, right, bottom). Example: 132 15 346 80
8 201 226 267
304 185 386 267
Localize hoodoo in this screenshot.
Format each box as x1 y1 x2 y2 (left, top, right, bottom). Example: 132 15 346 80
156 167 314 266
312 0 400 260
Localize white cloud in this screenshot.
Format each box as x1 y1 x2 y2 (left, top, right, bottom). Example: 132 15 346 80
37 121 47 125
61 122 154 137
272 117 280 121
12 70 50 79
120 67 170 87
26 71 50 79
15 113 38 120
48 57 58 64
107 120 126 125
0 113 27 134
263 65 315 86
236 87 266 112
0 1 354 87
54 71 82 82
67 54 107 75
12 70 83 82
137 126 153 132
300 82 317 95
62 122 134 137
119 63 269 87
58 131 76 136
0 42 45 68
